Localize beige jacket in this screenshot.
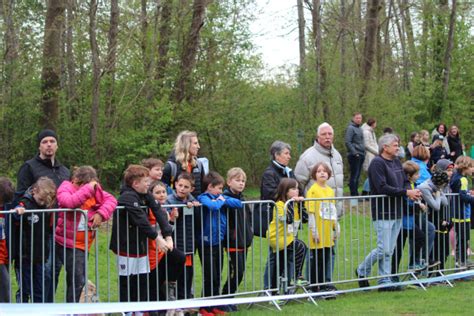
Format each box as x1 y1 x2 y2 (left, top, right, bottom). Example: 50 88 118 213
361 123 379 171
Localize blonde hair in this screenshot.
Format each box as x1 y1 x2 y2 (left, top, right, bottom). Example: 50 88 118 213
32 177 57 208
227 167 246 181
174 130 198 170
455 156 472 173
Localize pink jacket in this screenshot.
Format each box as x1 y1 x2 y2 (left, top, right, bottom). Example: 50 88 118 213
55 181 117 249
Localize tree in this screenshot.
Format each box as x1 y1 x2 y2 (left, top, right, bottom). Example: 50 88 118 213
40 0 66 129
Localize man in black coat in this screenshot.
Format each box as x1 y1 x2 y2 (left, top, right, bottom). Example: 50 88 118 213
14 129 70 302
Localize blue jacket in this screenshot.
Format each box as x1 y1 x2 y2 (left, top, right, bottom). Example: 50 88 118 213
411 158 431 186
449 171 474 220
197 192 242 246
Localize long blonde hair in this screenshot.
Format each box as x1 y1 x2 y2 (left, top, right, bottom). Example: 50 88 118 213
174 130 198 170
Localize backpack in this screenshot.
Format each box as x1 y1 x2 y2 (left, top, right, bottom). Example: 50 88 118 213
168 158 207 187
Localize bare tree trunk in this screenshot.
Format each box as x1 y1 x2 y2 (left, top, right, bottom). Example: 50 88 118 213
380 0 393 79
173 0 210 105
156 0 172 92
105 0 119 129
339 0 347 118
399 0 417 66
358 0 381 110
89 0 101 151
441 0 456 108
393 0 410 90
40 0 66 129
297 0 308 111
311 0 329 120
65 0 77 112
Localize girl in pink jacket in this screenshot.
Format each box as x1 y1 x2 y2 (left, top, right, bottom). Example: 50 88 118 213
55 166 117 302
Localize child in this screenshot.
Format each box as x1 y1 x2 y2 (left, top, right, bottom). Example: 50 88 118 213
165 173 200 301
109 165 174 303
0 177 14 303
13 177 56 303
55 166 117 302
266 178 307 292
391 161 427 279
147 180 185 303
418 168 450 270
221 168 253 305
305 163 338 291
196 171 241 316
142 158 173 195
449 156 474 267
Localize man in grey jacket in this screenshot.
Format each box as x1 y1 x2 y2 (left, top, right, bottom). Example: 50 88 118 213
345 113 365 196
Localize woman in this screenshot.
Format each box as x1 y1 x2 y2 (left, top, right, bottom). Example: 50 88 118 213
419 130 431 149
162 130 205 197
445 125 463 163
406 132 420 159
361 118 378 172
259 141 303 291
431 123 447 141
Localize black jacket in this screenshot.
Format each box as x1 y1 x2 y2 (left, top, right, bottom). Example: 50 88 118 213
223 189 253 249
15 154 70 202
109 186 172 256
162 153 205 198
166 193 196 254
260 161 297 201
11 190 52 264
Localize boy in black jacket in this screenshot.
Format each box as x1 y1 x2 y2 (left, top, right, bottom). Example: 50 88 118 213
13 177 56 303
222 168 252 308
110 165 174 302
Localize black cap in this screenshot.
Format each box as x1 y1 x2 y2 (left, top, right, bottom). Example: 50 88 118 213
37 129 58 145
433 134 444 141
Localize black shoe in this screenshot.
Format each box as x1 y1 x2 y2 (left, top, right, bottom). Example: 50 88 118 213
378 285 403 292
355 269 370 288
320 284 337 292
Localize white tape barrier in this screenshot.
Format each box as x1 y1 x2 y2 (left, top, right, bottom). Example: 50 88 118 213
1 270 473 316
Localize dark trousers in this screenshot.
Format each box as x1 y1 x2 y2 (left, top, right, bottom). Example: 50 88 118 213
454 221 470 263
270 239 307 290
430 209 451 269
177 256 194 300
0 264 10 302
197 244 223 298
15 260 46 303
55 245 86 303
149 247 186 301
308 247 332 285
119 273 149 302
391 227 424 276
222 248 248 296
348 154 365 196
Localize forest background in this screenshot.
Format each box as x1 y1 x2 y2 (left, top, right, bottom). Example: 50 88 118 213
0 0 472 189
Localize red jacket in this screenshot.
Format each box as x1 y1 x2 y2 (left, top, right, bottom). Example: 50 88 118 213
55 181 117 249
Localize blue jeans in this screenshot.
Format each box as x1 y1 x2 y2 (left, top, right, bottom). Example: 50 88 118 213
348 154 365 196
15 260 46 303
357 219 402 284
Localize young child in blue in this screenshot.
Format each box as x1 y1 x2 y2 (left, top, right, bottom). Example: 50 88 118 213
196 171 242 316
449 156 474 267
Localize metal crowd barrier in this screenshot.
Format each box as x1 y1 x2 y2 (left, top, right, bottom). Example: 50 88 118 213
0 193 472 307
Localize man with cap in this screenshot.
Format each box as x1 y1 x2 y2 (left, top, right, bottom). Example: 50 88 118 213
14 129 70 302
429 135 448 168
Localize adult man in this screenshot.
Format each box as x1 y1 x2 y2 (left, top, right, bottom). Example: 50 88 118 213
355 134 421 291
295 122 343 290
345 112 365 196
295 122 344 203
15 129 70 302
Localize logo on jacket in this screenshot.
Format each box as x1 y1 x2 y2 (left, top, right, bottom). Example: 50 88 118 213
27 214 40 224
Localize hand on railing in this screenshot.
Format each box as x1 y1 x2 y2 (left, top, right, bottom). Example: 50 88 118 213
170 207 179 221
91 213 103 228
407 189 422 201
313 232 320 244
156 234 168 252
165 236 174 251
15 207 25 215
